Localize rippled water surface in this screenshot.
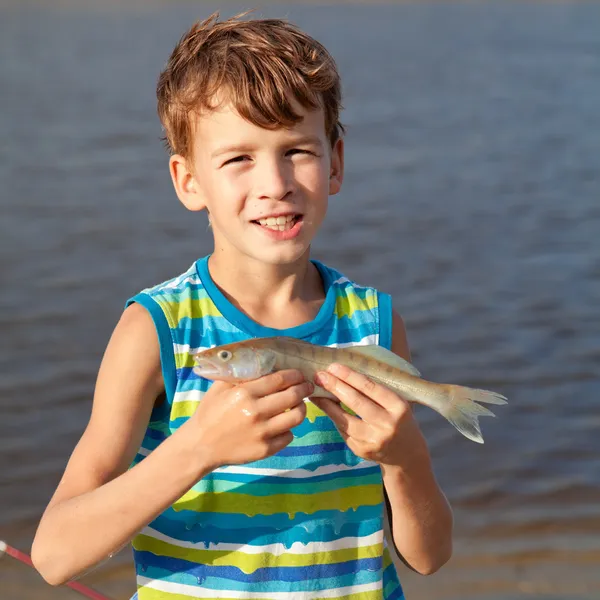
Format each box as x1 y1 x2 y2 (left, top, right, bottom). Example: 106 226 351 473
1 1 599 599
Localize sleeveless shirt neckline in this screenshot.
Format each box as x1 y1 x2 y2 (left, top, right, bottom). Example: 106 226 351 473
195 255 337 339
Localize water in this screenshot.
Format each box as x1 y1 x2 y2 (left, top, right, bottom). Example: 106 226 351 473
1 1 599 598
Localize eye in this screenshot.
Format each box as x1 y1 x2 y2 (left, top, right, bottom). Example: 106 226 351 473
222 155 249 167
218 350 232 362
287 149 315 157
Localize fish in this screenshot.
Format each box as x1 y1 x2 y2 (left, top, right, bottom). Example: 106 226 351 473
193 337 507 444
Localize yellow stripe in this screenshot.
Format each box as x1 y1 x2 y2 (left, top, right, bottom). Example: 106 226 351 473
177 353 198 369
383 546 393 569
138 590 274 600
134 534 382 573
171 401 200 420
334 291 377 320
173 484 383 516
306 401 327 422
157 297 222 327
331 591 384 600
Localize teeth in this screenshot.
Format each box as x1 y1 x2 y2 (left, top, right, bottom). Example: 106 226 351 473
257 214 297 230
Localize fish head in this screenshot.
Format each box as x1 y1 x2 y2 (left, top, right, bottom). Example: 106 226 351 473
193 343 276 382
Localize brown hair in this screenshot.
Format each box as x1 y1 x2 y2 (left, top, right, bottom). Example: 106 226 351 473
157 12 344 158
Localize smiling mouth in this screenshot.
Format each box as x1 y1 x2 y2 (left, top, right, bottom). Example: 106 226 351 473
252 214 302 232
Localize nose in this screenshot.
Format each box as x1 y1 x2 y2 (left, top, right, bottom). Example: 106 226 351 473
254 157 294 201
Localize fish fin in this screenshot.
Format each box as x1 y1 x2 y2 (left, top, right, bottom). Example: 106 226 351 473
441 385 508 444
351 345 421 377
309 385 339 401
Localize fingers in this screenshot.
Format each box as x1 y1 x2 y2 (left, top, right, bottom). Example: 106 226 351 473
265 402 307 437
259 381 314 418
265 431 295 454
314 371 387 423
243 369 306 397
310 396 368 441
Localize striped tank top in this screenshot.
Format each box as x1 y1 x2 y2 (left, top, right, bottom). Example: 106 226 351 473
127 255 405 600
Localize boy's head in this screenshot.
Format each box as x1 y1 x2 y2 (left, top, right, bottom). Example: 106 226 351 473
157 12 344 160
157 13 345 267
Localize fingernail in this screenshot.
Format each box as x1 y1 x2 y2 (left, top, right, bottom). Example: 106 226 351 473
328 363 344 376
314 372 328 386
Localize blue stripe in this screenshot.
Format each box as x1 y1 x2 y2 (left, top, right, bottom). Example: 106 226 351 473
205 464 381 485
137 560 383 592
292 415 339 437
134 549 382 584
148 513 383 546
127 293 177 406
274 442 347 457
143 427 168 441
383 562 398 588
242 450 366 471
387 586 406 600
153 504 383 533
378 291 392 350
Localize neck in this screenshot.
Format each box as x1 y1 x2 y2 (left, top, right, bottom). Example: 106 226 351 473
207 249 325 328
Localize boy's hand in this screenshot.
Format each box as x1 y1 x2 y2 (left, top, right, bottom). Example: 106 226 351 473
184 370 312 470
311 364 429 469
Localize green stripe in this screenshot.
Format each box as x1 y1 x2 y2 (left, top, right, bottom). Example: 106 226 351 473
134 534 383 573
189 472 382 496
174 484 383 516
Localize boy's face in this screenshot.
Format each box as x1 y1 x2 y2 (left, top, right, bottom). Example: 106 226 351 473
170 100 344 267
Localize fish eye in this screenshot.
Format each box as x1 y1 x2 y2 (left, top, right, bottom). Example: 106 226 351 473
218 350 232 362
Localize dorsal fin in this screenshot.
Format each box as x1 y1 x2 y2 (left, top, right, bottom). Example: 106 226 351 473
351 345 421 377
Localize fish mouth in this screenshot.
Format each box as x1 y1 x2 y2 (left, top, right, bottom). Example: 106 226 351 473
193 359 227 380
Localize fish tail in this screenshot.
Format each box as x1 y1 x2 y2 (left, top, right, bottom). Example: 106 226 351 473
438 385 508 444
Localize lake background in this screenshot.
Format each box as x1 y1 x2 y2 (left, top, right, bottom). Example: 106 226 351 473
1 1 599 599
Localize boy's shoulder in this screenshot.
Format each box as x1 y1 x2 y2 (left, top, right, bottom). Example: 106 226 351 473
315 259 386 296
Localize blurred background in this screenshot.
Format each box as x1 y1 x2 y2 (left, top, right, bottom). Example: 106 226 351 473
1 1 599 599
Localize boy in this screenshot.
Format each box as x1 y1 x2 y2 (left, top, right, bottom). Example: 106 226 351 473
32 13 452 600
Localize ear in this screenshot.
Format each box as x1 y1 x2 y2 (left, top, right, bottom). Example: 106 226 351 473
169 154 207 212
328 137 344 196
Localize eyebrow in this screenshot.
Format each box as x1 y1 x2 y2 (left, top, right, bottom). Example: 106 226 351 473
211 136 324 159
211 144 255 159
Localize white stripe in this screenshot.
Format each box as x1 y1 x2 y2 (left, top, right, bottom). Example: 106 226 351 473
137 576 382 599
331 275 369 289
332 335 377 348
161 271 202 290
143 526 383 555
213 460 379 478
174 344 209 356
173 389 206 404
137 455 378 474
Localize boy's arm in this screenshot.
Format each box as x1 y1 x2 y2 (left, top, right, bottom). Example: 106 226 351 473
380 310 453 574
31 303 209 585
32 303 312 585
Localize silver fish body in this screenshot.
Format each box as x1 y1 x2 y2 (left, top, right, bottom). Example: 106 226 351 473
193 337 507 444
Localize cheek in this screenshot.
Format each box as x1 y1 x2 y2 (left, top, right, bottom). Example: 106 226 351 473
230 362 262 380
295 160 330 194
204 174 248 217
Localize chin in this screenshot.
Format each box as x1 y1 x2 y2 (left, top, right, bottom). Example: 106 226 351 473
251 245 311 266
